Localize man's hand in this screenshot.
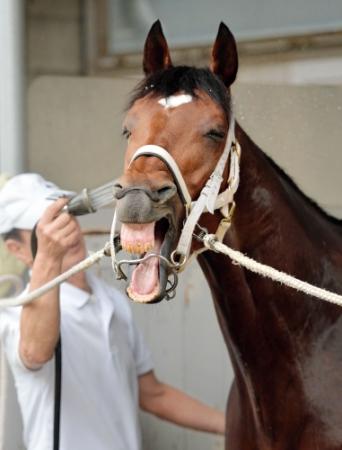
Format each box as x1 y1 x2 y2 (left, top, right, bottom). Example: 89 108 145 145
35 198 79 261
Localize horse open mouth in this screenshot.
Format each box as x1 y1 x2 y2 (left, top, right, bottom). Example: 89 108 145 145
120 217 173 303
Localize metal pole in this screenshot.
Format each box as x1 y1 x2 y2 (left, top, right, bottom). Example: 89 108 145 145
0 0 25 175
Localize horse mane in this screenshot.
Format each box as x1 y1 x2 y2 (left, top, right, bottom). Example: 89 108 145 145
129 65 341 227
263 151 342 226
128 66 232 120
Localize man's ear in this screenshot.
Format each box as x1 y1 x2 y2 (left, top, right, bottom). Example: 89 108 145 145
4 238 32 266
4 239 21 258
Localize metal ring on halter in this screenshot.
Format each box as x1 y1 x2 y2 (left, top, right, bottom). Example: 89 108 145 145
170 250 187 269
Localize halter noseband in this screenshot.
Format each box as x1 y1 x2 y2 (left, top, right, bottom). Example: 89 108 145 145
129 145 193 215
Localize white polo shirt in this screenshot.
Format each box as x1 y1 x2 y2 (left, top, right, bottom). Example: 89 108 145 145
0 274 153 450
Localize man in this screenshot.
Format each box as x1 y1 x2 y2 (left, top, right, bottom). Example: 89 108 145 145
0 173 225 450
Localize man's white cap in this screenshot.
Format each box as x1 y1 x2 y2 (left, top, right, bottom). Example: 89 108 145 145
0 173 75 234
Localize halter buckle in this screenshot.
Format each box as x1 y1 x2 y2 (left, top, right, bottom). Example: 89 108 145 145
193 223 209 242
232 141 241 160
215 201 236 242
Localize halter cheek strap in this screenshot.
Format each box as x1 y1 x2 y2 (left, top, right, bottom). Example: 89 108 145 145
174 117 239 264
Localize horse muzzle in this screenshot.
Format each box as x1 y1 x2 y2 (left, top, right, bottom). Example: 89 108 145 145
113 183 179 303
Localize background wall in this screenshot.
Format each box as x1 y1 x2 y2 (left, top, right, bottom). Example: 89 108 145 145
25 0 342 84
26 0 83 79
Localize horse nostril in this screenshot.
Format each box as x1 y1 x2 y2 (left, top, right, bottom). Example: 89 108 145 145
113 183 124 199
157 185 177 203
113 183 176 203
158 186 171 194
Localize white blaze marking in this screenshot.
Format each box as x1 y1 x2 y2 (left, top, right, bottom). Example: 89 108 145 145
158 94 192 109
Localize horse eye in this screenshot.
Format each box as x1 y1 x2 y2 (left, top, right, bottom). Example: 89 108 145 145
205 129 225 142
122 127 132 140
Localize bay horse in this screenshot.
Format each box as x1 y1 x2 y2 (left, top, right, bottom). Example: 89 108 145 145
114 21 342 449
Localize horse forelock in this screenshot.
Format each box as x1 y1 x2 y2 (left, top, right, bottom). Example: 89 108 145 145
128 66 232 120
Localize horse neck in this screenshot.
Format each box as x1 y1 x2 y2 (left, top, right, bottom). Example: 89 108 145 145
197 124 342 439
198 123 342 374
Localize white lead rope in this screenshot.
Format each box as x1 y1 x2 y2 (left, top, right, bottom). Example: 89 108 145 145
202 234 342 308
0 243 111 308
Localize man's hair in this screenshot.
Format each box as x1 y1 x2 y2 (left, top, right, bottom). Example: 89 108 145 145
2 228 22 242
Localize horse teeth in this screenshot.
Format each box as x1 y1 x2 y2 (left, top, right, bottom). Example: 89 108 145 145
134 243 143 254
144 243 153 252
122 241 154 254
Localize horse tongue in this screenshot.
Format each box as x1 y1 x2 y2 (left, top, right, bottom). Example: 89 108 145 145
127 241 162 302
130 252 159 296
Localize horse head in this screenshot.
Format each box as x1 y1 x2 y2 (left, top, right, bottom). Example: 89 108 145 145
114 20 238 303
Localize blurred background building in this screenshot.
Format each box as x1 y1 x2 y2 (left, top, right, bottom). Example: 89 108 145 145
0 1 342 449
1 0 342 175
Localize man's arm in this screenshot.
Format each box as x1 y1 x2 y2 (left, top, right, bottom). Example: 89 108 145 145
138 370 225 435
19 198 79 370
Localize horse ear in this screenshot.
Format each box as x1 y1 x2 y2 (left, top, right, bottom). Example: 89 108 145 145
211 22 238 87
143 20 173 76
